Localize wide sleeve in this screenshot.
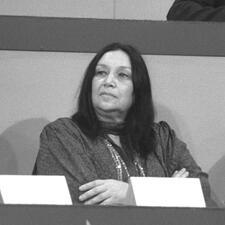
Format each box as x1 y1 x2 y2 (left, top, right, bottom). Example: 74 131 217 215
156 121 216 206
167 0 225 21
33 120 98 204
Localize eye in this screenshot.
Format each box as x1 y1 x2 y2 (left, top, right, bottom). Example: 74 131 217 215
95 70 107 77
118 72 130 79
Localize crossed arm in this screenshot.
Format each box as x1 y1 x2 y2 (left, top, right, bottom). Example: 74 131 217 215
78 169 189 205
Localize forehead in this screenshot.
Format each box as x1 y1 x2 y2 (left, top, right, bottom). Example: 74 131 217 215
97 50 131 68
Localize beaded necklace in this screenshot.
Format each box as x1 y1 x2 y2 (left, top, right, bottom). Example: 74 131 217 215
100 121 146 180
104 138 145 180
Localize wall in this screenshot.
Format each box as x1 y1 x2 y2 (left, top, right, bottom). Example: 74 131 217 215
1 51 225 205
0 0 174 20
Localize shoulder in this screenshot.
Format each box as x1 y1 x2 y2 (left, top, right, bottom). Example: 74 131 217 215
39 117 92 158
44 117 77 129
40 117 84 140
153 121 175 141
43 117 80 131
152 121 181 153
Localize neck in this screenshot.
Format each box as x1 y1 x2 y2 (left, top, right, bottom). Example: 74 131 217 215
95 108 126 124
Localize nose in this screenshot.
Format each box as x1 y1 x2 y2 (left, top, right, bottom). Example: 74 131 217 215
103 72 116 87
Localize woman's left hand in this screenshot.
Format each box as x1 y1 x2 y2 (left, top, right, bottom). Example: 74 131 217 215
172 168 189 178
79 179 129 205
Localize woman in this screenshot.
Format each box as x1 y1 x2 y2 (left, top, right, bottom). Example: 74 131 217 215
33 42 212 206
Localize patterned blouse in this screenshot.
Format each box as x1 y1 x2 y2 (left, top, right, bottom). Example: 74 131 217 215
33 117 213 206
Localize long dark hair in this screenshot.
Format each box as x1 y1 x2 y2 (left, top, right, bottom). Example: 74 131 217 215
72 42 155 159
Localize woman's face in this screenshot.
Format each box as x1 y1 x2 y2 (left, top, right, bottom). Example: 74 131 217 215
92 50 133 121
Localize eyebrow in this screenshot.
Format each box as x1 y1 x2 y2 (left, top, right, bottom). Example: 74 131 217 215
96 64 131 70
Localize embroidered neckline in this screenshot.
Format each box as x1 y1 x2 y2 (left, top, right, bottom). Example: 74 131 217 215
104 138 145 180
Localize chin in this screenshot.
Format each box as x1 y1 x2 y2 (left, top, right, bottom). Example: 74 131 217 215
95 102 117 111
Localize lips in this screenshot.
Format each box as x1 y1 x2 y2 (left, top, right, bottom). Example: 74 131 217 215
100 92 117 98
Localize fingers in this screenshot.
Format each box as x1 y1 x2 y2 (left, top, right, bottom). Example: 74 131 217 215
172 168 189 178
79 179 128 205
79 183 107 202
79 179 104 192
84 192 110 205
